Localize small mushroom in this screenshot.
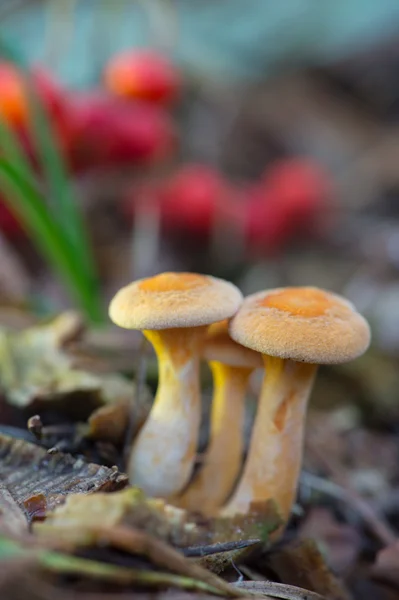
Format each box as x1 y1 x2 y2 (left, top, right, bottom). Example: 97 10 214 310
221 287 370 525
175 320 262 515
109 272 242 498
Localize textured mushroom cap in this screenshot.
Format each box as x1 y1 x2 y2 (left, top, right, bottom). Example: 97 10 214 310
109 272 243 330
229 287 371 364
203 320 262 368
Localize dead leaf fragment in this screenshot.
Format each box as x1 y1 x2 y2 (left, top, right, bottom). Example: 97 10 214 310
35 489 281 550
299 507 362 575
35 488 201 547
0 314 152 431
0 434 127 516
267 539 352 600
0 482 28 534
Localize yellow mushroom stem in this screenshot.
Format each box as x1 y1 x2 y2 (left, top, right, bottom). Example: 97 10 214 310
128 325 207 498
176 362 254 515
221 356 317 527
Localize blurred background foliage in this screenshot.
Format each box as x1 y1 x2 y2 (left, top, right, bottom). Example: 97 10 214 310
3 1 399 83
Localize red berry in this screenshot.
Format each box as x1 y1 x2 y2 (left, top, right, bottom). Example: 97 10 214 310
244 158 332 253
159 165 230 235
262 158 331 219
66 92 176 171
104 49 180 105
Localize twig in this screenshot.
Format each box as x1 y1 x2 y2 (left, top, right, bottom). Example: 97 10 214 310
91 525 243 597
300 471 397 546
183 539 260 558
234 580 326 600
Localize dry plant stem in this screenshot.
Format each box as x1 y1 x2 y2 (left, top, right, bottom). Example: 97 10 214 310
129 327 207 498
222 357 317 525
234 580 326 600
177 364 253 515
90 526 243 598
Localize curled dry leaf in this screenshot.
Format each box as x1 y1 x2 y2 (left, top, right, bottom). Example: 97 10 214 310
0 434 127 518
0 313 152 440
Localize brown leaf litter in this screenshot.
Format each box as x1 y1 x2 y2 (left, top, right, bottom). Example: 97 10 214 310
0 433 127 520
0 313 152 431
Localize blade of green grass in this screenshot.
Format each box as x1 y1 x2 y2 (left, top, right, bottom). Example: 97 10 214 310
0 158 104 322
0 45 103 321
24 75 99 290
0 116 100 316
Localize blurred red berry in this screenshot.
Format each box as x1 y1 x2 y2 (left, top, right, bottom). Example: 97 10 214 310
66 92 176 171
263 158 331 220
123 165 234 236
104 49 180 105
159 165 231 235
244 158 331 252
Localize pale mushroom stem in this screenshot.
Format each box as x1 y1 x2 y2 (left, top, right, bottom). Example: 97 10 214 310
221 356 317 526
128 326 207 498
175 362 253 515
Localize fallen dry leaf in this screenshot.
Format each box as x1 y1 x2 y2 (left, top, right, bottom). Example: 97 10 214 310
35 488 282 549
0 314 152 431
0 481 28 534
35 488 202 547
266 539 352 600
0 433 127 518
299 507 362 575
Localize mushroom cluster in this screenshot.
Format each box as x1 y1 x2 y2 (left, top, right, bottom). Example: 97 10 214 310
109 274 371 534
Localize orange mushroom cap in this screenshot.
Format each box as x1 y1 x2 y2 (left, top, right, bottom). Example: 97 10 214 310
229 287 371 364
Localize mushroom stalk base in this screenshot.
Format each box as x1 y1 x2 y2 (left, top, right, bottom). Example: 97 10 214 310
221 356 317 525
128 326 207 498
175 363 253 515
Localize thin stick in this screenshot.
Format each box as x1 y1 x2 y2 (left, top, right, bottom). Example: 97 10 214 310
183 539 260 558
235 580 326 600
